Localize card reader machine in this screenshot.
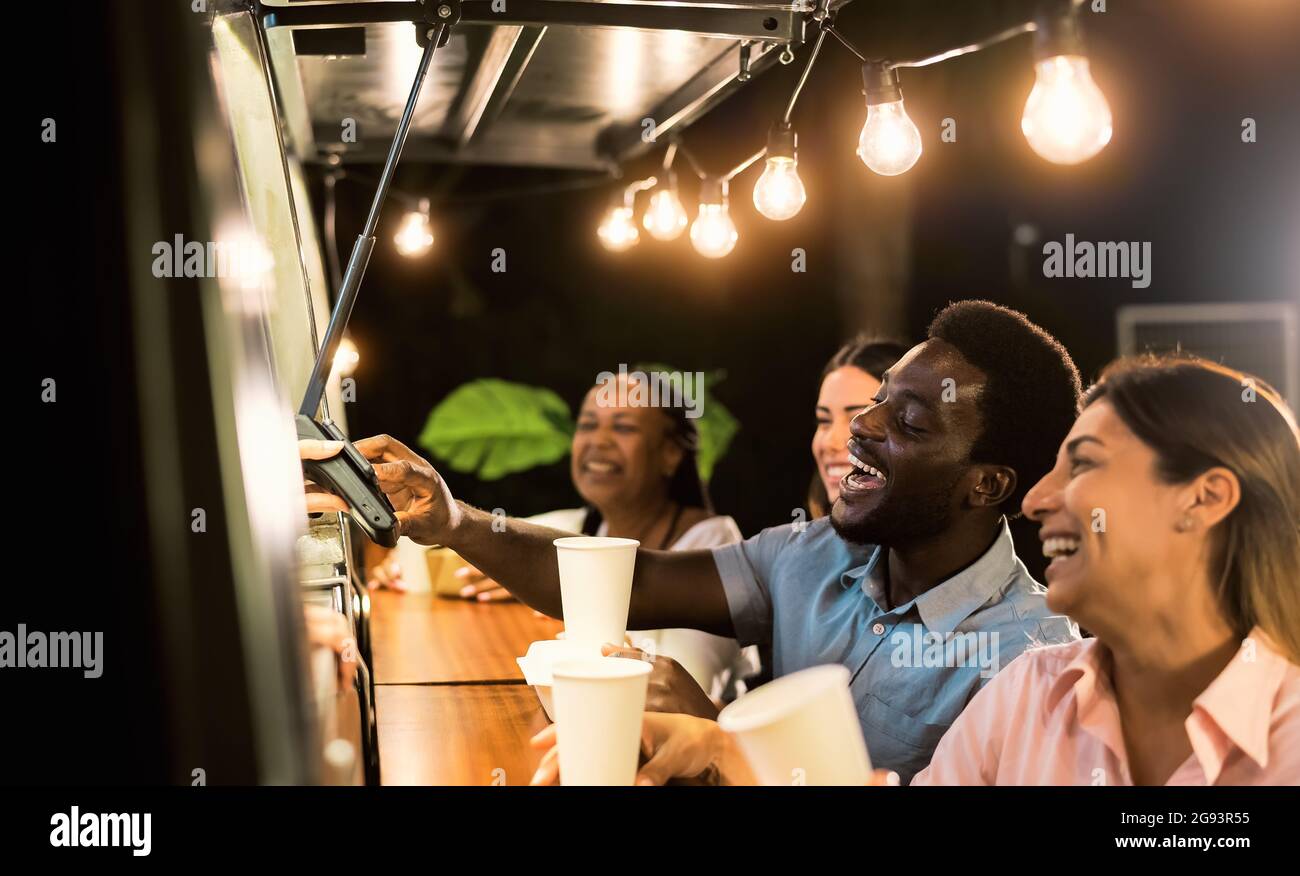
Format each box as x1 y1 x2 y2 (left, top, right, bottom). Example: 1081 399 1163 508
296 414 398 547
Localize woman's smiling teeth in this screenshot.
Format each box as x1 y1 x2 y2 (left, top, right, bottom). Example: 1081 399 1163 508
1042 536 1081 558
582 459 621 475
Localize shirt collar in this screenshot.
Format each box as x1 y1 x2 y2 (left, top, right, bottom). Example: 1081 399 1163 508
1045 640 1132 770
1187 627 1288 775
1047 628 1290 782
1046 639 1107 713
839 517 1021 633
840 545 882 591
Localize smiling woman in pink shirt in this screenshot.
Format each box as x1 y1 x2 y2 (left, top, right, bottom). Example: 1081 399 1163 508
914 354 1300 786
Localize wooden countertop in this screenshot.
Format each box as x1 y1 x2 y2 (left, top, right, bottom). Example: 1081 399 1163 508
376 684 550 785
369 590 563 684
369 589 564 785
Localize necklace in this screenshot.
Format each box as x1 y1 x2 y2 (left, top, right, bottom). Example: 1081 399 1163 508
632 500 683 550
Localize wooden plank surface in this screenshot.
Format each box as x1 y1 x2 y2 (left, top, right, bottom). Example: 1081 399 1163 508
369 589 564 684
376 684 550 786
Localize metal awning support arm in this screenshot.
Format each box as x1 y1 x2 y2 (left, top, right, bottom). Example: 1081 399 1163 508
298 15 455 417
261 0 802 45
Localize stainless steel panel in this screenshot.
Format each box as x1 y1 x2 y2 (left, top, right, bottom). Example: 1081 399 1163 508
264 0 825 169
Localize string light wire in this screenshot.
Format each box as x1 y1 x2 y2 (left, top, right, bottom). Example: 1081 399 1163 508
313 0 1107 257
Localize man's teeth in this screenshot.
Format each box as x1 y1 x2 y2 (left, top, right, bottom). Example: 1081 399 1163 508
826 464 852 479
584 461 618 473
849 455 887 482
1042 536 1081 559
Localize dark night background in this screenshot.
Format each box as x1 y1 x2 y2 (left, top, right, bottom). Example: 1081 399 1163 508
325 0 1299 576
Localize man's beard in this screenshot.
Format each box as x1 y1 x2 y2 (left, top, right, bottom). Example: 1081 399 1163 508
830 473 962 547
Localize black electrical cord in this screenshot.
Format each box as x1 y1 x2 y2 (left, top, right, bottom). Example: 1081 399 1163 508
674 141 709 180
723 148 766 182
892 21 1037 69
823 24 867 63
783 27 828 124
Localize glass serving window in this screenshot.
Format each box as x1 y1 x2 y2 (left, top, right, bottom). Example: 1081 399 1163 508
209 9 344 425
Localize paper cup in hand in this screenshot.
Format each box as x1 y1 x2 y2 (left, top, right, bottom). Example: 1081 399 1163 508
516 639 601 722
553 536 639 649
717 664 871 786
550 656 652 786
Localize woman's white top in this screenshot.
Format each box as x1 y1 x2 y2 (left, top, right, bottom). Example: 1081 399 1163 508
527 508 759 703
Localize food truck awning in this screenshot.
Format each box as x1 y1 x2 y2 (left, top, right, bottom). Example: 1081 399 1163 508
259 0 849 170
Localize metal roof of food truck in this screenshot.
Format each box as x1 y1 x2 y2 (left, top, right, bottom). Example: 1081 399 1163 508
258 0 850 169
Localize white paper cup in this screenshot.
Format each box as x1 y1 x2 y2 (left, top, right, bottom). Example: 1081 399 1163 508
550 656 652 786
553 536 639 649
717 664 871 786
515 639 601 722
393 537 432 592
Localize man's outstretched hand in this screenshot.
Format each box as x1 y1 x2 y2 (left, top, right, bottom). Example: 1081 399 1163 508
601 643 720 720
297 435 460 545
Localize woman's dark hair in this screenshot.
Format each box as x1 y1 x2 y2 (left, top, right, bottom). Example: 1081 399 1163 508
580 388 713 536
1086 354 1300 663
807 336 910 518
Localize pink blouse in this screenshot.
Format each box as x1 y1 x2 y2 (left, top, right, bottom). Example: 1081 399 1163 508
912 628 1300 785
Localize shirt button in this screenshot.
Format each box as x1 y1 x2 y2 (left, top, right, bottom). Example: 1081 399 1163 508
872 623 886 635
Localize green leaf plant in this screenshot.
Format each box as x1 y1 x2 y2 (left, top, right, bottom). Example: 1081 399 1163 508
418 369 738 483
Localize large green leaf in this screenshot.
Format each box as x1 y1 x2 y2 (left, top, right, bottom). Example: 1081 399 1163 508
418 379 574 481
632 363 739 482
696 392 738 482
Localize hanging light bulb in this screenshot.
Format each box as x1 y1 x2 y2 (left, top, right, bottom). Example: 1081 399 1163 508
857 62 922 176
858 100 923 175
597 176 657 252
690 178 738 259
334 336 360 377
394 197 434 257
753 123 807 221
642 172 689 241
1020 8 1112 164
597 203 640 252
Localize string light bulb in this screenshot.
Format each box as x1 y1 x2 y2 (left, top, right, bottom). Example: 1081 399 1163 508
857 62 922 176
597 204 639 251
690 178 738 259
642 172 689 241
1021 5 1112 164
753 123 807 221
394 197 434 257
597 176 657 253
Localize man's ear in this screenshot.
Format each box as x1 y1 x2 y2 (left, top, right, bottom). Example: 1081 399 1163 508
970 465 1016 508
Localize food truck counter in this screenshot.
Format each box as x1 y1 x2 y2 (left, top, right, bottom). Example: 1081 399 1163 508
369 590 564 785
